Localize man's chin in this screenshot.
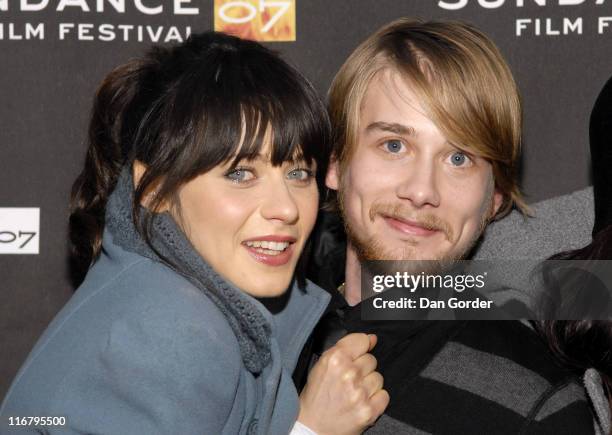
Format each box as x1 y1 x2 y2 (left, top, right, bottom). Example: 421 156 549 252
357 239 448 262
351 234 470 272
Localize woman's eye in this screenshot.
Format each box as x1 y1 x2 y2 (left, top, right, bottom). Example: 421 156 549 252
287 168 313 182
449 151 472 167
225 167 255 183
382 139 405 154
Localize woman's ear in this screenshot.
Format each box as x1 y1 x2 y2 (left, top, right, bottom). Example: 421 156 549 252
132 160 169 212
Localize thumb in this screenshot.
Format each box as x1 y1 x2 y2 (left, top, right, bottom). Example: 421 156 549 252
368 334 377 351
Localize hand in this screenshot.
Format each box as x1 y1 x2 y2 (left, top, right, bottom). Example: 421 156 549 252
297 333 389 435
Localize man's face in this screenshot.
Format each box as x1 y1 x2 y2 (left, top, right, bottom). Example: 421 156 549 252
327 69 502 262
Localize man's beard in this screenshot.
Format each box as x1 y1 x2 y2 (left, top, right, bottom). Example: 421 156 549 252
338 185 493 275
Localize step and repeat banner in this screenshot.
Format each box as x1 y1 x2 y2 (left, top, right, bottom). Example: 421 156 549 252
1 0 611 398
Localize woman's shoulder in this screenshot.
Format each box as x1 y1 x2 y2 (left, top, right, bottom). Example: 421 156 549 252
14 247 244 397
24 250 244 380
1 251 245 434
108 257 235 324
74 252 242 355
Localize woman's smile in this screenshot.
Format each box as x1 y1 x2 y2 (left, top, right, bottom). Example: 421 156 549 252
242 235 297 266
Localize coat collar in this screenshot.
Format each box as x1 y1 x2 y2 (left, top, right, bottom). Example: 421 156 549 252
104 167 329 374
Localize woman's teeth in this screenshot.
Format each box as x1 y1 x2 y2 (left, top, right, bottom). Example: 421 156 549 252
244 240 290 256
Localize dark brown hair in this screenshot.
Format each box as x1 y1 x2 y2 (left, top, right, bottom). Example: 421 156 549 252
69 32 331 286
534 225 612 416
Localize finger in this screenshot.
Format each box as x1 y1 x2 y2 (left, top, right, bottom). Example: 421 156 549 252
335 333 372 360
368 334 377 351
367 389 390 425
361 371 384 398
353 352 377 377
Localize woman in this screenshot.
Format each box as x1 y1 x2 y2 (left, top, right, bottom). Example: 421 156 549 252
0 32 388 434
534 74 612 435
534 226 612 435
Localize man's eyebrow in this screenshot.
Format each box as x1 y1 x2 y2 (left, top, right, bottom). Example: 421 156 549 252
365 121 416 136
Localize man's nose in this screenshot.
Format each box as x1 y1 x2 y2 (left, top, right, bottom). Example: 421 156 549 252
395 157 441 208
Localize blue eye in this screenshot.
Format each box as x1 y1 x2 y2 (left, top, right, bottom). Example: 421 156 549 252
287 168 313 182
450 152 469 167
384 140 404 153
225 167 255 183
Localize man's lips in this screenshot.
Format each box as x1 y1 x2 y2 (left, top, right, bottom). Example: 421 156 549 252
382 215 440 237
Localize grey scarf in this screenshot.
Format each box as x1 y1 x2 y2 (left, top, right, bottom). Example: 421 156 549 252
105 168 272 374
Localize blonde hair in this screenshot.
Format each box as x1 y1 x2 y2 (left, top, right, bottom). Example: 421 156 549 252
328 18 529 217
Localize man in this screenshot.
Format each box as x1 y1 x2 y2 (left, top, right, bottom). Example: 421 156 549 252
300 18 598 434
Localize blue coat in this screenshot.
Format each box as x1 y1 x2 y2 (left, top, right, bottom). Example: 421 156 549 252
0 229 330 434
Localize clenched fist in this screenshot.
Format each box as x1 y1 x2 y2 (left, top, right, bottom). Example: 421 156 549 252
297 333 389 435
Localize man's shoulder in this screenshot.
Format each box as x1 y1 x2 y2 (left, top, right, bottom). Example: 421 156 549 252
376 320 573 391
475 186 594 259
373 320 592 434
417 321 584 408
444 321 573 386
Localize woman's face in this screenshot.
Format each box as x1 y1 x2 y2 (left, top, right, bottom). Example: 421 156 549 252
169 142 319 298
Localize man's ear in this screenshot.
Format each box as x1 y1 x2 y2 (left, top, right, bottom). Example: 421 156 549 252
132 160 169 212
326 156 340 191
491 189 503 218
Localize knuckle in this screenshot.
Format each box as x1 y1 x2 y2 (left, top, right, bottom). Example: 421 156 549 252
319 348 335 363
327 349 348 369
357 404 374 424
362 354 377 371
318 350 331 365
349 387 367 405
382 389 391 406
373 371 384 387
364 373 382 392
369 354 378 367
341 367 358 383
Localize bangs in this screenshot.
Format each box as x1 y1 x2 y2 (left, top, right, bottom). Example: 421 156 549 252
380 32 510 163
158 38 330 179
225 100 320 169
117 32 330 289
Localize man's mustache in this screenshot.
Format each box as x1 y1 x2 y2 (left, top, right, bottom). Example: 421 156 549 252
369 202 455 243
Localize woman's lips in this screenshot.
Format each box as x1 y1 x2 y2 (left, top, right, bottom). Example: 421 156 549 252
243 243 295 266
242 236 297 266
383 216 439 237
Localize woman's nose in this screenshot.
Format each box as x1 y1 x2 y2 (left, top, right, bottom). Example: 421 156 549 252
260 181 299 224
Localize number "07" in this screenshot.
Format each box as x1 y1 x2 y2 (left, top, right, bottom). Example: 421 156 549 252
219 0 291 33
0 231 36 248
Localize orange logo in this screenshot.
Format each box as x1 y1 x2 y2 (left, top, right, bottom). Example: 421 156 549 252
214 0 296 42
